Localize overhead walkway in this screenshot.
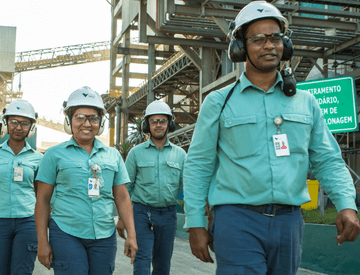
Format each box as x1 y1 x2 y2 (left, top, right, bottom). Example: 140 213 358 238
15 41 111 72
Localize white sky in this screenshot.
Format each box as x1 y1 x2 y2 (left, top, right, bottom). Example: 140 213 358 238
1 0 114 122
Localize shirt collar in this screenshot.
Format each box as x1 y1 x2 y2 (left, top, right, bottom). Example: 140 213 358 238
66 136 105 151
0 140 34 154
239 71 284 94
145 138 171 148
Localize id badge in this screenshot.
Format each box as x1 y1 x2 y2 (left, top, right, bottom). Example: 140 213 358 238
14 167 24 182
273 134 290 157
88 178 100 197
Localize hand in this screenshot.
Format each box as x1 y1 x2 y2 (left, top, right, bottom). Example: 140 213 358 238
37 242 53 270
116 218 126 240
189 227 214 263
124 235 138 264
335 209 360 246
207 212 214 252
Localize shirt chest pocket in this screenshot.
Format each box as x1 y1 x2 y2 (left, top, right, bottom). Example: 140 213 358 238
98 162 118 190
137 161 155 184
281 113 312 154
166 161 181 184
0 160 10 181
57 162 86 190
221 115 260 159
21 161 37 183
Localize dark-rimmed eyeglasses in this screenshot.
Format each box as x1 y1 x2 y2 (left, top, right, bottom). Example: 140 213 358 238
73 114 101 125
149 118 168 125
246 33 284 46
8 119 31 129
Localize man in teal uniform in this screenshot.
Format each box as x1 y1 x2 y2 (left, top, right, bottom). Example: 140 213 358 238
117 100 186 275
183 2 360 275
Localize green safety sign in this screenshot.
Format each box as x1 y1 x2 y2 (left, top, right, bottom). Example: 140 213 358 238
297 76 358 133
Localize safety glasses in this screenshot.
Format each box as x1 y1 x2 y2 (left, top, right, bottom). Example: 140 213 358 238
149 118 168 125
246 33 284 46
8 119 31 129
73 114 101 125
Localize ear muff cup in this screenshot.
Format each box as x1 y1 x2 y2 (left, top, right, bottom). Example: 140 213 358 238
228 36 294 63
0 118 7 139
168 120 176 132
64 116 72 135
64 115 106 136
97 117 106 136
142 117 150 134
27 124 36 138
228 39 247 63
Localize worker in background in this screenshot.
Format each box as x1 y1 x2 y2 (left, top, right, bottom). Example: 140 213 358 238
35 86 137 274
116 100 186 275
0 99 43 275
183 1 360 275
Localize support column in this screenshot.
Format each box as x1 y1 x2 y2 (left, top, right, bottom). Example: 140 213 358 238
147 43 156 105
110 0 119 148
115 105 121 149
199 47 215 107
167 91 174 108
109 113 115 148
121 29 131 143
109 0 118 95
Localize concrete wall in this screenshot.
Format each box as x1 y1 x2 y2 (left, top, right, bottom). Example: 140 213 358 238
0 26 16 73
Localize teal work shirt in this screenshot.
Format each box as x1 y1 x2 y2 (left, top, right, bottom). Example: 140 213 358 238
36 137 130 239
0 141 43 218
184 72 357 228
126 138 186 207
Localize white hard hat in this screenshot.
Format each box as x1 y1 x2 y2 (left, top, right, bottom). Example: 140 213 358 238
144 101 172 118
2 99 37 121
231 1 288 39
63 86 106 115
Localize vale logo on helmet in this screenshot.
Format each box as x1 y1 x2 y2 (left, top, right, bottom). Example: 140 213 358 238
82 93 95 98
257 9 271 13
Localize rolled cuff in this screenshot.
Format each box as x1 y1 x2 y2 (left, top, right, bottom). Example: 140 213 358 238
184 215 206 229
333 197 358 213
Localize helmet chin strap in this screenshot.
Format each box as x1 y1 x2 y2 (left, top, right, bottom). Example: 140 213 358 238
247 53 265 72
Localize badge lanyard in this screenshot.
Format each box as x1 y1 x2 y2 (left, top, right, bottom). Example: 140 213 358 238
88 164 103 197
272 117 290 157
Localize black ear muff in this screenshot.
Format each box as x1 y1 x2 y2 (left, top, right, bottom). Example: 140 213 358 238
142 119 150 134
281 37 294 61
228 39 247 63
168 120 176 132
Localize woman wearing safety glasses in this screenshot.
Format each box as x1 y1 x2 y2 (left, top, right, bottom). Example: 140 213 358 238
35 87 137 274
0 99 43 275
